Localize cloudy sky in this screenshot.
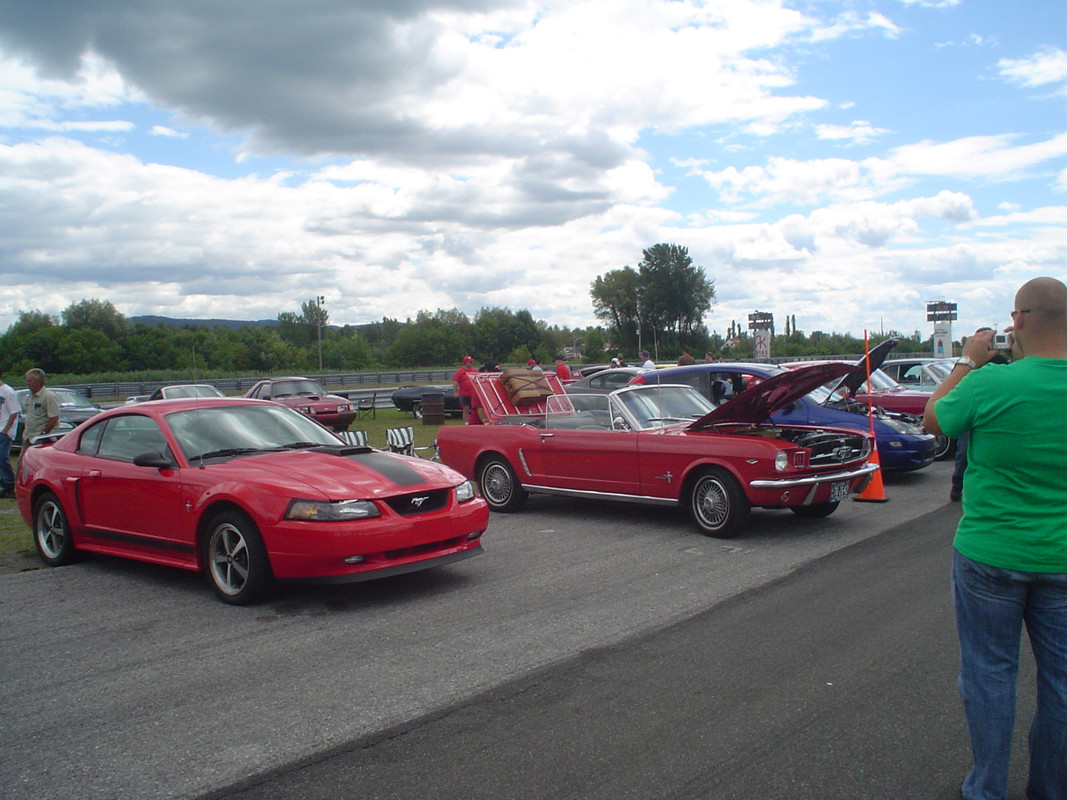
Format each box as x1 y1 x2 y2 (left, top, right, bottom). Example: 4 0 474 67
0 0 1063 343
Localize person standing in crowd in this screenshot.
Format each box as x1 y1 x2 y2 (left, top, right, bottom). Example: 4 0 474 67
0 372 18 499
527 357 543 371
923 276 1067 800
677 348 695 365
452 356 477 422
639 350 655 369
553 354 572 381
21 368 60 451
467 360 499 425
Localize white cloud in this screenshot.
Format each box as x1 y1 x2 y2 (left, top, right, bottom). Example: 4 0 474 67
998 47 1067 89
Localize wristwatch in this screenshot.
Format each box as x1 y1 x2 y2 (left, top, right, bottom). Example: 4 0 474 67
956 356 977 370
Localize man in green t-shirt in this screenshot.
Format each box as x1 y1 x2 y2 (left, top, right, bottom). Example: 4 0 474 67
924 276 1067 800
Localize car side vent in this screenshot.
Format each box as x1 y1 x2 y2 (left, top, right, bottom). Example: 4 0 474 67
384 488 449 516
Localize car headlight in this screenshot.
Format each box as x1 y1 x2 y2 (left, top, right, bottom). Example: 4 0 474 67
455 480 475 502
879 418 923 435
775 451 789 472
297 405 313 414
286 499 381 521
338 404 351 412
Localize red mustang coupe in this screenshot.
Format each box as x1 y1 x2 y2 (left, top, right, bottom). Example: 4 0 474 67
16 398 487 604
437 365 878 539
244 377 357 431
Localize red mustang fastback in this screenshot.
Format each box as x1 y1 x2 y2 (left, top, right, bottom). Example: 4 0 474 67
437 365 878 539
17 398 487 604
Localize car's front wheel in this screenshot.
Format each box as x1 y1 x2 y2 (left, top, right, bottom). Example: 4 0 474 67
204 511 274 605
933 434 954 460
33 492 77 566
790 501 840 518
478 456 528 513
688 468 749 538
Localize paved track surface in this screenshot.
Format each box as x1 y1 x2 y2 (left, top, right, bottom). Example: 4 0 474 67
201 502 1037 800
0 462 1039 798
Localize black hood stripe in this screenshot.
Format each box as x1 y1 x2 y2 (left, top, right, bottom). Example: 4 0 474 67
347 451 426 487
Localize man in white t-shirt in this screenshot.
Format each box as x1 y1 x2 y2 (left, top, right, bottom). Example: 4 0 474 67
639 350 655 369
0 373 18 498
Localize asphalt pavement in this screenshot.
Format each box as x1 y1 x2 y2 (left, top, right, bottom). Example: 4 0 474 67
197 502 1038 800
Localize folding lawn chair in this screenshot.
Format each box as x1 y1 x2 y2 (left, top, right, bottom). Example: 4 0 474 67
338 430 369 446
385 426 438 460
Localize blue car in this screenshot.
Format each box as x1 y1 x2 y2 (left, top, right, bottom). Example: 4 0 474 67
633 362 937 472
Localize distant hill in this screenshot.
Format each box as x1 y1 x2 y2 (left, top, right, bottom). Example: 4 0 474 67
131 315 279 330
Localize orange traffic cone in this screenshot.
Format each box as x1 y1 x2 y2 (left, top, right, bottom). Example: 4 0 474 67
853 446 888 503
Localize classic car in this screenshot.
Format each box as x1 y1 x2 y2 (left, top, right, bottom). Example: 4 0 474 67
126 384 227 404
11 388 100 452
15 398 487 604
781 344 952 458
563 367 651 393
391 385 464 418
437 366 877 539
878 358 954 390
244 377 357 431
637 361 939 472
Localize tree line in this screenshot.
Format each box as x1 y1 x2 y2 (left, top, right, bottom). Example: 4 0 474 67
0 244 927 384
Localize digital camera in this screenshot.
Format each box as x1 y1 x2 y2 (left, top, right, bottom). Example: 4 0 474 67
992 331 1012 350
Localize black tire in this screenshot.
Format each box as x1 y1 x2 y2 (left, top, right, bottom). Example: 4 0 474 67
790 501 840 518
933 434 954 460
33 492 77 566
204 511 274 605
688 468 749 538
478 456 528 513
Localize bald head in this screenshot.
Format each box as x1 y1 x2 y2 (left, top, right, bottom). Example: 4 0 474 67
1013 276 1067 357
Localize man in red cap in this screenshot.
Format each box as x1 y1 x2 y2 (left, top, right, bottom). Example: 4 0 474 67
452 356 477 421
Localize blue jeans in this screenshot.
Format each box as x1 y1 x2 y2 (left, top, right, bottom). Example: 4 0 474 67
953 550 1067 800
0 431 14 490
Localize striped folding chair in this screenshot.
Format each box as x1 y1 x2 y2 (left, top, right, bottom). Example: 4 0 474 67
338 430 369 447
385 426 438 459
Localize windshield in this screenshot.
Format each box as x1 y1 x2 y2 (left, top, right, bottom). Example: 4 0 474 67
164 385 225 399
51 389 97 409
272 379 327 397
613 386 714 429
929 360 954 381
167 403 341 462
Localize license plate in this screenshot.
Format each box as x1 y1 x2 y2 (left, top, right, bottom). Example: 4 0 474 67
829 480 849 502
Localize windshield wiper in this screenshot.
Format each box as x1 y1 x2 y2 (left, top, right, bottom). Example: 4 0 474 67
191 447 265 462
275 441 322 450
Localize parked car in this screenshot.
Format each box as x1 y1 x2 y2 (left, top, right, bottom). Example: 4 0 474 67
783 349 952 459
12 388 101 453
879 358 955 390
391 385 463 418
126 384 226 404
244 377 357 431
636 362 938 472
15 398 487 604
437 365 878 539
563 367 651 393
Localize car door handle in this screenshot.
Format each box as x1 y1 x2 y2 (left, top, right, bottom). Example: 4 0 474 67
539 433 555 441
88 470 101 478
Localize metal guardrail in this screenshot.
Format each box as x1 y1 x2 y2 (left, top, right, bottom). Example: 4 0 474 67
69 370 455 405
55 353 937 404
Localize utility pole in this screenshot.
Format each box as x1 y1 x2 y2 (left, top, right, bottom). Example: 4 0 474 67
317 295 325 371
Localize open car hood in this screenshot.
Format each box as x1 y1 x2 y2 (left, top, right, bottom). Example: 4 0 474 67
833 338 900 395
689 362 856 430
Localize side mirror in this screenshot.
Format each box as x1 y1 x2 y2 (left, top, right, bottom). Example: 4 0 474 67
133 451 175 469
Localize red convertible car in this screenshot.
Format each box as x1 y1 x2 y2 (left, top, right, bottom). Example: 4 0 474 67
437 366 878 539
244 377 357 431
16 398 487 604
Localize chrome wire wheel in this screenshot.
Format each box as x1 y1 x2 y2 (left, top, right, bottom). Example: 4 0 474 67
478 457 527 513
689 469 748 539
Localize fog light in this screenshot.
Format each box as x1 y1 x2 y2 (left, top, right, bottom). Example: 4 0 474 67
467 531 483 541
344 555 366 565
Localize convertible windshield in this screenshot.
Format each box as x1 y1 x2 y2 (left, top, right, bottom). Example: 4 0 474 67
272 379 326 397
613 386 714 430
167 404 341 462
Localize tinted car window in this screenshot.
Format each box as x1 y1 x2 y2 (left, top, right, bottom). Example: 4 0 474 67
96 416 169 463
76 420 106 456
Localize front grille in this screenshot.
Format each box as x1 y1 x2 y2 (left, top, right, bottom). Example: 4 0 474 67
800 431 870 466
385 536 467 560
383 487 449 516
